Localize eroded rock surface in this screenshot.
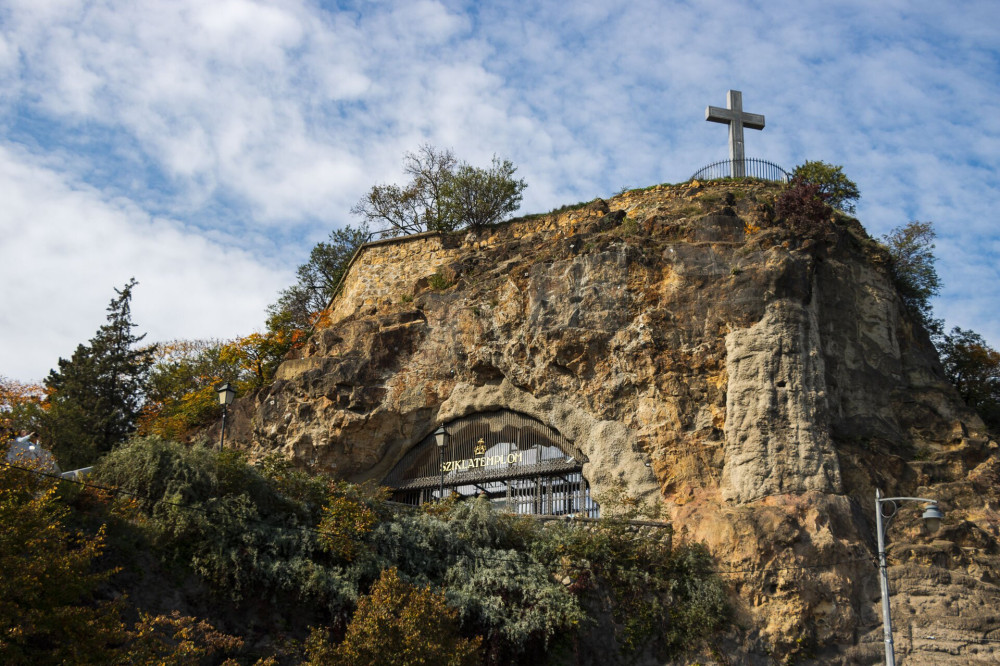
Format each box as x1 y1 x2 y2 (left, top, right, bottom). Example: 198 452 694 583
226 182 1000 663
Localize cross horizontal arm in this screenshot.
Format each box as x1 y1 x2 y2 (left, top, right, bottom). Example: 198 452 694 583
741 112 765 130
706 108 765 130
706 106 733 123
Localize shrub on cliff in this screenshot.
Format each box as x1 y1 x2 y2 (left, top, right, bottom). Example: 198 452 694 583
882 220 941 329
266 223 371 335
791 160 860 214
774 177 832 233
936 327 1000 432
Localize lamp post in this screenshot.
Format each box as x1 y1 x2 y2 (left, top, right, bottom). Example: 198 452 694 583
434 425 448 501
216 382 236 449
874 489 944 666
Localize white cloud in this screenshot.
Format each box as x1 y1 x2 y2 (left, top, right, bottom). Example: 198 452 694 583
0 144 290 381
1 0 999 378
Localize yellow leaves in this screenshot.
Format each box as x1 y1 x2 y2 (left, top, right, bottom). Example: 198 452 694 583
0 462 123 663
218 329 303 389
0 376 45 440
318 483 383 560
307 567 482 666
123 611 244 665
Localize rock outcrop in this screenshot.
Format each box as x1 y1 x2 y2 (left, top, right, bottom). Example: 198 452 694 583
226 181 1000 663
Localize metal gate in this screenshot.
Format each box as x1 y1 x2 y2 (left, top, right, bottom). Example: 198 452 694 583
385 411 599 517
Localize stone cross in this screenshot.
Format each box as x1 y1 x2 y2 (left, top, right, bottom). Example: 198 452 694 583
706 90 765 178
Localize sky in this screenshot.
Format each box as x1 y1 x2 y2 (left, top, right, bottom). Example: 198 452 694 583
1 0 999 383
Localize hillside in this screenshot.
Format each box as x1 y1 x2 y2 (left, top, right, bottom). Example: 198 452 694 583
224 180 1000 664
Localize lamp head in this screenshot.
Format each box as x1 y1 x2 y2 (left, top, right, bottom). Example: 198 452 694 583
434 425 447 448
216 382 236 406
921 503 944 534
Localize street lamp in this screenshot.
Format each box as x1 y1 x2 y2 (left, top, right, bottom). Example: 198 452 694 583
434 425 448 501
216 382 236 449
875 489 944 666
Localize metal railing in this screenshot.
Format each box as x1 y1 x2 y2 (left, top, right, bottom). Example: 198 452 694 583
689 157 790 183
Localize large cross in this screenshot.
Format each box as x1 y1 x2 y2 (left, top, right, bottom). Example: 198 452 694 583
705 90 765 178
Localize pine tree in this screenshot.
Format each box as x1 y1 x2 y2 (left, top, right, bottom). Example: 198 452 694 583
42 279 155 468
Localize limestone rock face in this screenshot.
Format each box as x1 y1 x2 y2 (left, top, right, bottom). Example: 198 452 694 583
226 183 1000 663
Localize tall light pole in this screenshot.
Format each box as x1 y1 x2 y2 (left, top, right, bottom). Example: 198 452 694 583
216 382 236 449
434 425 448 501
875 489 944 666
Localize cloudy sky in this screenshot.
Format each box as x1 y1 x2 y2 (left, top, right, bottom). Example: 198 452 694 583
1 0 998 382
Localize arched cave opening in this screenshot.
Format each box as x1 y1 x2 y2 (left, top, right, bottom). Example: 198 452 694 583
384 410 599 517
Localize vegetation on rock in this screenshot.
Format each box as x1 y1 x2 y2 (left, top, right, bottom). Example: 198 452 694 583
351 145 526 236
936 327 1000 433
882 220 941 330
76 437 729 663
267 223 371 335
774 177 832 233
791 160 860 214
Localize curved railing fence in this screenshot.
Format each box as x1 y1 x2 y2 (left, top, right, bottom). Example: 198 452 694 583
690 157 790 183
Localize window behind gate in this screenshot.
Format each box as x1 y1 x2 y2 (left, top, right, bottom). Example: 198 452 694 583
385 410 599 517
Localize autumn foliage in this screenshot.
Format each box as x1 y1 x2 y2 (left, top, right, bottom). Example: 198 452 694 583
0 450 249 663
137 328 306 441
306 567 482 666
0 377 44 442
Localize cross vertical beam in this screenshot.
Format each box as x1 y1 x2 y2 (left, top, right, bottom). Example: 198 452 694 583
706 90 765 177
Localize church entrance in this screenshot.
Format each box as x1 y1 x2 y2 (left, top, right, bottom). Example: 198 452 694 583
385 410 599 517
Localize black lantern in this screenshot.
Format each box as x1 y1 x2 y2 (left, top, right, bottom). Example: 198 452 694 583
434 425 447 500
216 382 236 449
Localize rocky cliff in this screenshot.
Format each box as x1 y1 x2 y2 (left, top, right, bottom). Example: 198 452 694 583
226 181 1000 663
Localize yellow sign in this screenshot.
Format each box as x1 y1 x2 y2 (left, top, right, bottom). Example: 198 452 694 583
442 450 523 473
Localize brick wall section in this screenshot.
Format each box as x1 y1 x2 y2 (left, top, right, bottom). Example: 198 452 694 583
326 233 456 325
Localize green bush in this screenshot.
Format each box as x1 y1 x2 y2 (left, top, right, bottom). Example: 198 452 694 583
93 437 355 610
91 439 728 663
791 161 860 214
428 272 452 290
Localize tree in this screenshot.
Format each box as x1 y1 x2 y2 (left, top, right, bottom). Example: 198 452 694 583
936 327 1000 432
41 279 155 468
447 156 527 230
218 330 302 391
266 223 370 335
0 452 251 663
352 145 527 236
882 221 941 328
0 376 44 443
306 567 482 666
0 458 124 662
791 160 860 214
137 340 233 441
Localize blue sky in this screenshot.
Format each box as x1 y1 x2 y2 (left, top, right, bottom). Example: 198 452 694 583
1 0 998 382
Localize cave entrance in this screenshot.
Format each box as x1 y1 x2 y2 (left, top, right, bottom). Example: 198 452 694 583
384 410 599 517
